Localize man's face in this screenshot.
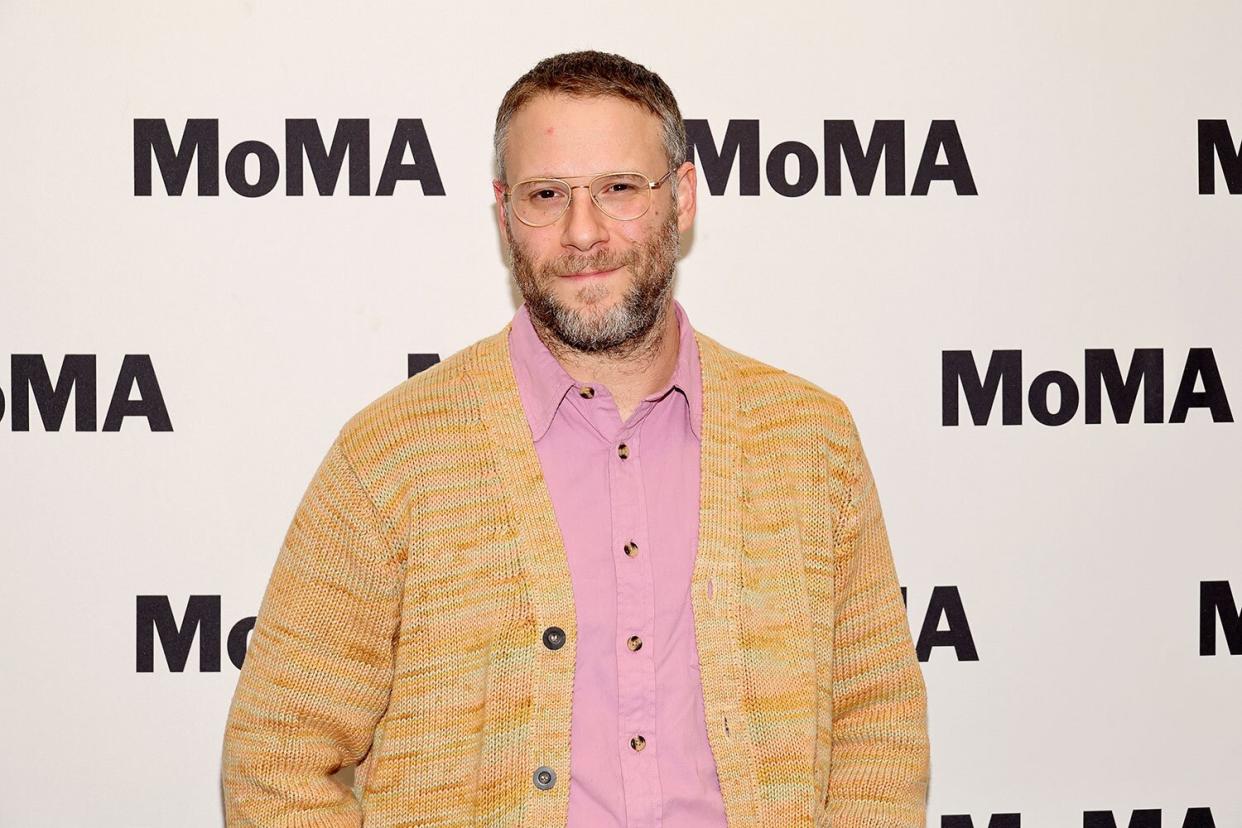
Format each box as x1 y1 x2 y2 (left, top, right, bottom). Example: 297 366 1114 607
492 93 696 353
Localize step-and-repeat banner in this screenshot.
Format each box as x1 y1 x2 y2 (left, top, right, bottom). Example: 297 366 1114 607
1 2 1239 826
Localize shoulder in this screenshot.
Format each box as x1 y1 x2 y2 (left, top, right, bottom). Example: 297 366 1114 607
333 328 501 476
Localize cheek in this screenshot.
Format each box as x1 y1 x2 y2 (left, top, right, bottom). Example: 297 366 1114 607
514 229 558 260
615 222 647 247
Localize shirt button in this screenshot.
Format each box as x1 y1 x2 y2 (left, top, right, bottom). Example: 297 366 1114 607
542 626 566 650
578 386 595 399
630 734 646 752
627 635 642 652
533 766 557 790
623 541 639 557
617 443 629 459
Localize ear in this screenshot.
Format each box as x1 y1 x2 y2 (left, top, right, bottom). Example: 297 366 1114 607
492 179 510 247
673 161 697 235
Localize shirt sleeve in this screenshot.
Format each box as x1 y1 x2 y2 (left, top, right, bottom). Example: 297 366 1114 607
221 433 405 827
827 410 931 826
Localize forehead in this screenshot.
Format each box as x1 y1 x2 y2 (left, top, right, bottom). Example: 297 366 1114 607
505 93 665 181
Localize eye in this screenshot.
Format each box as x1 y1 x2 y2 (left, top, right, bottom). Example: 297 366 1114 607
524 185 568 203
606 182 636 193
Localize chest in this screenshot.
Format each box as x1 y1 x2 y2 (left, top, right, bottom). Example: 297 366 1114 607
377 420 825 826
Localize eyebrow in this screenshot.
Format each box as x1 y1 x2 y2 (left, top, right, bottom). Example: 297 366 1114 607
522 169 637 181
527 172 589 180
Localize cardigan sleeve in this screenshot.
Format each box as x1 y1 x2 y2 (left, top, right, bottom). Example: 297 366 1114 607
827 412 931 826
221 434 404 827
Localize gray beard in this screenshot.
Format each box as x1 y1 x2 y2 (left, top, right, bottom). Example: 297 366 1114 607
505 210 680 355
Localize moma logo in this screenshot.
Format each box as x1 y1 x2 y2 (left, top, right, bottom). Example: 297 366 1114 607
942 349 1233 426
1201 580 1241 656
136 595 254 672
939 809 1219 828
0 354 171 432
133 118 444 198
1198 119 1241 194
1082 809 1220 828
685 119 977 197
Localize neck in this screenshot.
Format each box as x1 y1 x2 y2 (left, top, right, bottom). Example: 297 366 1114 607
530 300 680 423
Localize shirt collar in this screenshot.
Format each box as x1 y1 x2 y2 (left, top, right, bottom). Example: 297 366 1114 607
507 299 703 442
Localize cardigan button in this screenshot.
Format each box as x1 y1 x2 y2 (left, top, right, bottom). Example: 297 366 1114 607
623 541 639 557
578 386 595 399
627 635 642 651
630 734 646 751
542 626 566 650
617 443 629 459
533 765 557 790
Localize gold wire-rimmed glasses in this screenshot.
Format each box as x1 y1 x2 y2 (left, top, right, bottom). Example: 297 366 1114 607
503 168 676 227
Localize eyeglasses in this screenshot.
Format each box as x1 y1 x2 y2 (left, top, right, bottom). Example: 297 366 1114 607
503 168 676 227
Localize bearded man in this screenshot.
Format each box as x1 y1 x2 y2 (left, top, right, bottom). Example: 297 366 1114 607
222 50 930 828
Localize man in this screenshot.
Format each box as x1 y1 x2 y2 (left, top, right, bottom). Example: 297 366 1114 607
222 50 929 827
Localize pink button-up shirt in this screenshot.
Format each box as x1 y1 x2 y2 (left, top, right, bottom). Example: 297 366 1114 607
508 300 729 828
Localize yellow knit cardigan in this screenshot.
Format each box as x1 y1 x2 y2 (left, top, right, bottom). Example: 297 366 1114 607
221 320 930 827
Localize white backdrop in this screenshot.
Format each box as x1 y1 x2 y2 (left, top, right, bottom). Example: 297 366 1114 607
1 1 1239 826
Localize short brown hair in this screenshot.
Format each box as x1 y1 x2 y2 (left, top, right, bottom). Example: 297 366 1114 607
493 50 687 185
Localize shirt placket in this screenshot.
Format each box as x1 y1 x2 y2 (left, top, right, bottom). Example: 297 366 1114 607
609 408 662 828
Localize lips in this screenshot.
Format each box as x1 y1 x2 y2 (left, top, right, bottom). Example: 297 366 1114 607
560 266 620 279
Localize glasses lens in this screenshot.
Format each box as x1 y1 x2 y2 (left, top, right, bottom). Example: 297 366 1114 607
511 180 570 225
591 173 650 220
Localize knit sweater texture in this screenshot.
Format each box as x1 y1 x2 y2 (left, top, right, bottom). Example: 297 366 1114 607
220 319 930 827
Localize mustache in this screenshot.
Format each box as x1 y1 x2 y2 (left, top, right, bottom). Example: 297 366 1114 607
543 252 630 278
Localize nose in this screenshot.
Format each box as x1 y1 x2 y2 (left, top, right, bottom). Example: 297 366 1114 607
560 184 609 252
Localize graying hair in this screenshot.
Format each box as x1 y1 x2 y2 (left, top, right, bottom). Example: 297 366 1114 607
493 50 688 188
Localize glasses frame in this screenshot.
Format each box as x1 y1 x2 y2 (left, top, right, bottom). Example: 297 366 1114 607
503 168 677 227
